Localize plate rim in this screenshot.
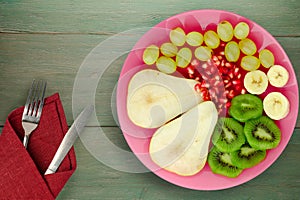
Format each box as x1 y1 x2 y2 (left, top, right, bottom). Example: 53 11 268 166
117 9 299 190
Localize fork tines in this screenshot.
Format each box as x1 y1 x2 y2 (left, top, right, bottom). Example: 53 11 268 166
22 80 47 123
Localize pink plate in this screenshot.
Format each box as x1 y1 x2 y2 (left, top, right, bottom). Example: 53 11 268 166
116 10 299 190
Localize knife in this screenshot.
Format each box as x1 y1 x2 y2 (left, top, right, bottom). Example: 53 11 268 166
45 105 94 175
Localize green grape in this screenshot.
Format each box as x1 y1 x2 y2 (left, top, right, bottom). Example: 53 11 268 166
234 22 250 40
195 46 212 61
176 47 192 68
156 56 177 74
170 27 186 46
259 49 275 68
143 45 159 65
160 42 178 57
241 55 260 71
225 41 240 62
186 31 203 46
239 38 257 56
217 21 234 42
204 30 220 49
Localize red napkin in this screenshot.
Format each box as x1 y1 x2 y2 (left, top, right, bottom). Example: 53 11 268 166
0 93 76 199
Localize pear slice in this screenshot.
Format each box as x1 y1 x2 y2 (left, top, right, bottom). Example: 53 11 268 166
149 101 218 176
127 69 203 128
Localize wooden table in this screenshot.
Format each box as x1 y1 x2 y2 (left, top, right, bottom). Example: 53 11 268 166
1 0 299 199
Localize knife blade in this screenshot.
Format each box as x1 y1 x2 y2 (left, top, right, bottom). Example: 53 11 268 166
45 105 94 175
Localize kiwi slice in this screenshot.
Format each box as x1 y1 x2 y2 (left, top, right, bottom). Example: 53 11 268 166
229 94 263 122
208 146 243 178
231 143 266 169
212 118 246 152
244 116 281 150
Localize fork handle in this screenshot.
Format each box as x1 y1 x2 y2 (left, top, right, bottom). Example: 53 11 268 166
23 135 29 148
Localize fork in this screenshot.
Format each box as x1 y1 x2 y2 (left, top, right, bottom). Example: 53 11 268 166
22 80 47 148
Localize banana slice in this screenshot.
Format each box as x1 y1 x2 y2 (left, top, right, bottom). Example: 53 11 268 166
244 70 268 95
267 65 289 87
263 92 290 120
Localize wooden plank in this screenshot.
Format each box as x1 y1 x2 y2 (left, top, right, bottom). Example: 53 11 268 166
1 34 299 127
57 127 300 199
0 34 108 125
0 127 299 199
0 0 299 199
0 0 299 36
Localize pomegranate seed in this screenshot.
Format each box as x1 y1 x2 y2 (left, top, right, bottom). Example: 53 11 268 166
232 79 241 86
228 90 235 99
217 55 223 60
241 88 247 94
237 73 242 79
212 55 218 62
202 82 210 88
220 51 225 55
223 67 230 74
225 62 232 68
234 67 240 75
235 84 243 92
194 83 202 93
200 88 210 101
206 71 213 77
221 60 225 67
225 82 232 89
191 59 199 67
223 79 229 84
187 66 194 75
218 104 223 109
226 102 231 108
219 98 228 104
213 80 221 87
215 60 220 66
202 75 209 81
188 73 195 79
202 63 208 69
203 95 211 101
207 59 212 65
214 75 221 81
209 89 216 98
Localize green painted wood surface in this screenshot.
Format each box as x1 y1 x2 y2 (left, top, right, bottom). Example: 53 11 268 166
64 132 300 200
0 35 299 127
49 128 300 199
1 0 300 36
0 0 299 199
0 127 299 199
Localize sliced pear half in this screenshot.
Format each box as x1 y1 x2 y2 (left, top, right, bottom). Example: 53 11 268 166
127 69 203 128
149 101 218 176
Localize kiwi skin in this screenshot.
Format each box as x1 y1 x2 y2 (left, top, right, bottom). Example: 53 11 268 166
208 146 243 178
229 94 263 122
231 143 266 169
244 116 281 150
212 118 246 153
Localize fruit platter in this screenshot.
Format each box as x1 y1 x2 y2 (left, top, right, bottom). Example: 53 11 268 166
116 10 298 190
